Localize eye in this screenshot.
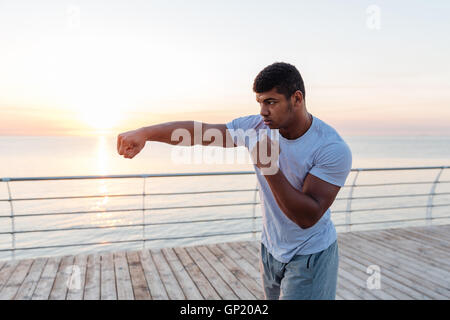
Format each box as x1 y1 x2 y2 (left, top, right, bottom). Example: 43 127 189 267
268 101 276 105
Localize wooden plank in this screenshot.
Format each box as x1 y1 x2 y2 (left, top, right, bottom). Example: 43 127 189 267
184 246 238 300
337 270 378 300
150 248 185 300
49 255 75 300
355 231 450 281
126 250 151 300
0 260 19 292
342 233 450 297
338 257 401 300
397 225 450 242
208 244 264 299
337 266 385 300
32 257 61 300
342 232 450 297
66 254 88 300
228 242 259 267
0 259 34 300
197 245 256 300
247 240 261 252
138 249 167 299
353 230 450 277
14 258 47 300
391 228 450 248
387 229 450 259
100 252 117 300
339 237 446 299
217 242 261 284
336 279 362 300
173 247 220 300
83 254 100 300
339 251 417 299
114 251 134 300
424 225 450 241
376 229 450 261
236 241 260 259
162 247 203 300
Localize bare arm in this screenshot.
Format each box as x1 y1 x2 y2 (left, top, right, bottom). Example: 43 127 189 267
264 172 340 229
142 121 236 147
117 121 236 159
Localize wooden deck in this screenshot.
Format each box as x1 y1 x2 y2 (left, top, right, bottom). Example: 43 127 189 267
0 224 449 300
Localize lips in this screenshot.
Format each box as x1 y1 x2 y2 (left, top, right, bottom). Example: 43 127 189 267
263 119 272 125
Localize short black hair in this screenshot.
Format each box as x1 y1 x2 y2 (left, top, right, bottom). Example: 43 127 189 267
253 62 305 100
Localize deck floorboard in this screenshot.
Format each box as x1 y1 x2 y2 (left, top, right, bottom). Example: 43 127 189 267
1 224 449 300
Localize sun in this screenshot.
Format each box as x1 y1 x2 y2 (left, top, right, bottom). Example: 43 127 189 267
72 94 124 132
80 106 120 130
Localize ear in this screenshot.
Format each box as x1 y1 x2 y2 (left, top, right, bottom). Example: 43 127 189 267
295 90 304 104
291 90 303 107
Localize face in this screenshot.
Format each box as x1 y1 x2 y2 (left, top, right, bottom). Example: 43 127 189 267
256 88 295 129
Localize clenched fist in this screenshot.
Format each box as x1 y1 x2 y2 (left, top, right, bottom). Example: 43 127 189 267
117 128 147 159
249 132 281 175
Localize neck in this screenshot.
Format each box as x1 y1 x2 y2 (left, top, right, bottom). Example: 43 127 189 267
279 109 312 140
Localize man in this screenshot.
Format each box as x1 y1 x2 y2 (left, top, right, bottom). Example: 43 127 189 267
117 62 352 300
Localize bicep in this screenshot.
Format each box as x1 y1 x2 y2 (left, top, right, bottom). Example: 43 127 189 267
202 123 237 148
302 173 341 214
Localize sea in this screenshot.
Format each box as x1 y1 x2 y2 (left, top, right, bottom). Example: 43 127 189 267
0 134 449 260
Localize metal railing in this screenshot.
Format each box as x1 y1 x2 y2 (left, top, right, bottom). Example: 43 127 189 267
1 166 449 259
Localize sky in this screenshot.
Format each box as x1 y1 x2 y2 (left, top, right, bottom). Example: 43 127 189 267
1 0 449 137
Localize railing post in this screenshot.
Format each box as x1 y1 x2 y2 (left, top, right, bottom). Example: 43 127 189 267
5 179 16 260
346 170 360 232
251 181 259 241
142 177 146 249
426 167 444 226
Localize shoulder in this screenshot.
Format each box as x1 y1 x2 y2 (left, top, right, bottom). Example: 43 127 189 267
317 141 352 164
226 114 263 131
312 118 352 166
309 138 352 187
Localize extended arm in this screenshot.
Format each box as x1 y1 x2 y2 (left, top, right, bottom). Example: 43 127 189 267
117 121 236 159
141 121 236 147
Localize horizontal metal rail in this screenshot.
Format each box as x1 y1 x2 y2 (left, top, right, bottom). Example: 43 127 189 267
0 188 259 202
1 166 448 183
334 215 450 227
341 180 450 188
332 203 450 214
0 171 257 182
0 201 260 218
0 230 262 252
0 215 262 235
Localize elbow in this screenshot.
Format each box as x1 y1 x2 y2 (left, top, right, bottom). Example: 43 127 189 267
297 220 315 230
281 206 316 230
285 207 321 230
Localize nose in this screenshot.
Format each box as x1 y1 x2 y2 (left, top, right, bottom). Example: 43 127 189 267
260 105 270 117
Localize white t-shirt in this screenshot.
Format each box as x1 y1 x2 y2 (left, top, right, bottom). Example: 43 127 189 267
226 114 352 263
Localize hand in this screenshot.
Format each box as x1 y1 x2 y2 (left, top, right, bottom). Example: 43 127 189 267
249 132 281 175
117 128 147 159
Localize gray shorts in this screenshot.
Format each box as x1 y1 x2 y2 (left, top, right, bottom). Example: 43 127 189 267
259 240 339 300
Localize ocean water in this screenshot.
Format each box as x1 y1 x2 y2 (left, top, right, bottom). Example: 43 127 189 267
0 134 449 260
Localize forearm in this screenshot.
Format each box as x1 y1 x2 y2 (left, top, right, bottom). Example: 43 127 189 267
141 121 198 146
264 170 322 229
